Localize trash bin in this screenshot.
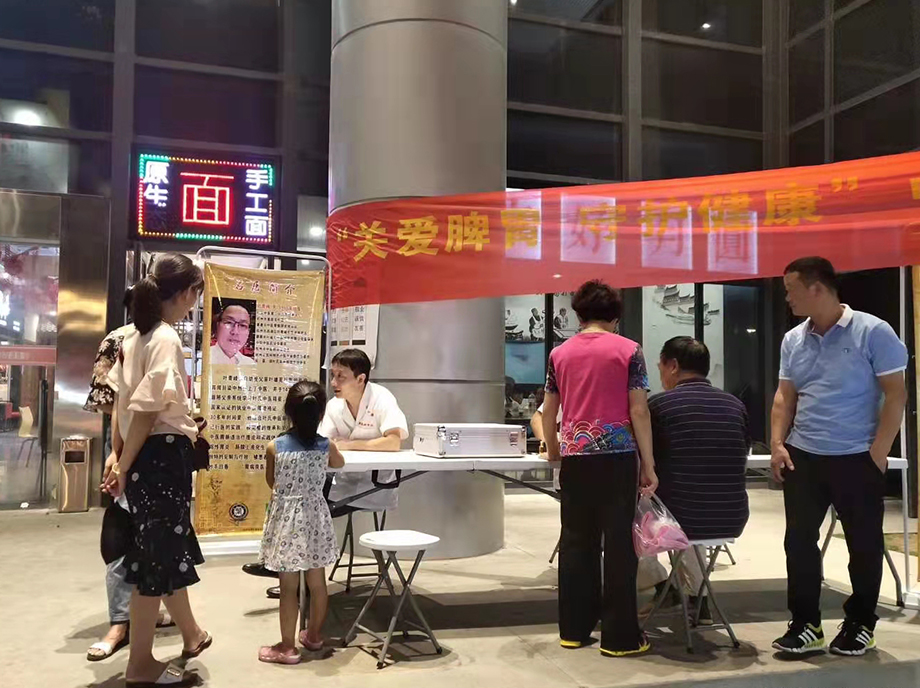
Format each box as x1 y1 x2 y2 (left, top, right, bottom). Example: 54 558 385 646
59 436 92 513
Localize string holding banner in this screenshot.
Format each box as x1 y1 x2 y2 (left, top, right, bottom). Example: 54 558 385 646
327 151 920 308
194 262 324 536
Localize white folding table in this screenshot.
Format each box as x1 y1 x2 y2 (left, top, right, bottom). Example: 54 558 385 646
201 450 913 607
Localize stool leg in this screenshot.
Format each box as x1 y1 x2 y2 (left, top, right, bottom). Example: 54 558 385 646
641 561 679 630
342 551 393 648
330 512 352 584
549 537 560 564
391 550 441 654
377 552 415 669
883 547 904 607
692 545 740 649
343 513 356 592
723 544 737 566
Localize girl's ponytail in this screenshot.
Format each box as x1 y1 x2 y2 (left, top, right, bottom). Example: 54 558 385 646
284 380 327 445
131 275 162 335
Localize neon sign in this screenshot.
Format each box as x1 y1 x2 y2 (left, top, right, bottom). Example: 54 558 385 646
135 153 276 245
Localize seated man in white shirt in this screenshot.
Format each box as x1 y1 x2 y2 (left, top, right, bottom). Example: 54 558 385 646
210 304 256 366
321 349 409 512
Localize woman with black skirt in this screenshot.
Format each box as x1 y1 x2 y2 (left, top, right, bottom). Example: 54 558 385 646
103 253 210 687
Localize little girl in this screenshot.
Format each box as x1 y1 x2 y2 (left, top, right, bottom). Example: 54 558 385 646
258 380 345 664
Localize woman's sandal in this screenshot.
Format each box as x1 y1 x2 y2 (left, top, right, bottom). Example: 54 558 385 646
258 644 302 665
298 630 324 652
125 663 198 687
181 631 213 659
86 634 129 662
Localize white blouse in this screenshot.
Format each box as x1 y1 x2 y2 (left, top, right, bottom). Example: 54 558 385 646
108 322 198 443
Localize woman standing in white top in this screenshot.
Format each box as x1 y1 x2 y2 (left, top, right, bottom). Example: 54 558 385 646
103 253 210 688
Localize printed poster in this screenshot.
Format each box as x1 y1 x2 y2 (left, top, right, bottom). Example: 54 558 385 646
194 262 324 536
329 305 379 366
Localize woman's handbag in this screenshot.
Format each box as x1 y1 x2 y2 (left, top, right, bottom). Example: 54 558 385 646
192 417 210 471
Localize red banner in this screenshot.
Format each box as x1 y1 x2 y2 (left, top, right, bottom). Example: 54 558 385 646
328 152 920 308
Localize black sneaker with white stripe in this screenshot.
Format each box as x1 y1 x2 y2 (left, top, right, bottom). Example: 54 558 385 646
829 620 876 656
772 621 825 654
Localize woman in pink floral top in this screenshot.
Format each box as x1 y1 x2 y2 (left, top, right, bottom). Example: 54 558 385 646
542 280 658 657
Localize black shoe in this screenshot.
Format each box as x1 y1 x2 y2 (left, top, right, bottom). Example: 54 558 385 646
829 620 876 656
243 562 279 579
690 596 713 626
267 586 280 599
772 620 825 654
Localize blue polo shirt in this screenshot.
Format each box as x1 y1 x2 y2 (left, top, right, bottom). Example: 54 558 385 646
779 305 908 456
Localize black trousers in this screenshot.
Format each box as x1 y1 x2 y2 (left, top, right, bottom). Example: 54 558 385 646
559 453 641 652
783 445 886 629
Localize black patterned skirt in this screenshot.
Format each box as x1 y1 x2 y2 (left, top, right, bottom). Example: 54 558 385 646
123 434 204 596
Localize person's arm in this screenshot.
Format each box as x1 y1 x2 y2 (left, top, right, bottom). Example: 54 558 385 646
335 429 402 452
264 442 276 489
111 405 124 456
328 442 346 469
629 389 658 495
770 380 798 481
102 412 157 496
542 393 561 462
531 410 545 442
871 372 907 472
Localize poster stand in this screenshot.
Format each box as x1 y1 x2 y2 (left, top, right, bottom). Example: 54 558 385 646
192 245 333 403
191 246 332 556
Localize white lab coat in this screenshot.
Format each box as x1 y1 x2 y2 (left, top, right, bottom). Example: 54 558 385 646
320 382 409 510
210 344 255 366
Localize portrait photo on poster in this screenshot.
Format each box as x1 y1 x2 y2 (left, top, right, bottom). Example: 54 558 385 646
211 297 257 366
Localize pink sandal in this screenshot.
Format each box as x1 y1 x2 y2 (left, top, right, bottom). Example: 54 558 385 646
258 644 302 665
298 630 324 651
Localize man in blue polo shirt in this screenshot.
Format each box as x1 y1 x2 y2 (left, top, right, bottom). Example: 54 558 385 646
771 257 907 657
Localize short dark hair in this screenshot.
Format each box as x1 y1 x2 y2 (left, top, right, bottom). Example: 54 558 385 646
660 336 710 377
784 256 838 295
331 348 371 383
572 280 622 324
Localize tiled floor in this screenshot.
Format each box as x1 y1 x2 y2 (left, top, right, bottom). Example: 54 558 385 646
2 487 920 688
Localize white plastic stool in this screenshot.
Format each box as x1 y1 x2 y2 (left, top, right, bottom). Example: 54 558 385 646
342 530 442 668
642 538 740 653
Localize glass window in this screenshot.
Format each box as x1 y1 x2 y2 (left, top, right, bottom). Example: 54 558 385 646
504 294 546 424
834 80 920 161
789 120 825 167
788 30 824 124
136 0 279 72
705 283 767 449
835 0 920 104
0 136 111 196
508 111 621 180
642 128 762 180
509 0 621 27
0 50 113 132
643 41 762 130
135 67 277 148
790 0 824 36
643 0 762 47
509 21 622 113
0 0 115 52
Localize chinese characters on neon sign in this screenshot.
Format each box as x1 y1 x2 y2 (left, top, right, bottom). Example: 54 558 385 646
135 153 277 245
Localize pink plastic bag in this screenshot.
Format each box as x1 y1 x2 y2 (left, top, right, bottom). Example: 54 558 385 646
632 494 689 558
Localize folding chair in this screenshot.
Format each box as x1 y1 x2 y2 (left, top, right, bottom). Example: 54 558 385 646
330 509 387 593
642 539 741 654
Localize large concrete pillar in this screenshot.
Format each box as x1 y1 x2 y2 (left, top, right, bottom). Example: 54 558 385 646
330 0 507 558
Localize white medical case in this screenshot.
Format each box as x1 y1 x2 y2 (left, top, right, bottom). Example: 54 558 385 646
413 423 527 458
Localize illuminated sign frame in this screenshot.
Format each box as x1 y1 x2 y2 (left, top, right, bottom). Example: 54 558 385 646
135 153 277 245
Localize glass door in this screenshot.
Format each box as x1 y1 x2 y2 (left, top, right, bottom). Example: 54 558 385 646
0 244 58 507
